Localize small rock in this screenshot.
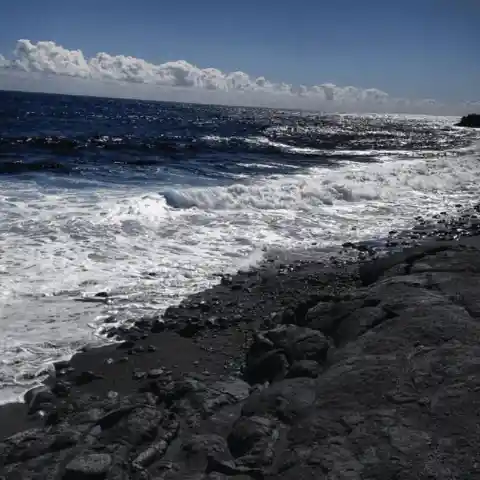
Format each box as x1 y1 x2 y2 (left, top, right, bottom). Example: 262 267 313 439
64 452 112 479
133 440 168 469
94 291 109 298
133 371 147 380
213 378 250 403
107 391 119 400
135 316 156 330
206 316 219 328
147 368 164 379
24 385 55 414
147 345 157 352
263 325 330 363
52 380 71 397
221 275 233 286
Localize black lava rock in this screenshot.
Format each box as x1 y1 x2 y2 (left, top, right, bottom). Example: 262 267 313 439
178 320 204 338
64 452 112 479
457 113 480 128
286 360 322 379
24 386 55 414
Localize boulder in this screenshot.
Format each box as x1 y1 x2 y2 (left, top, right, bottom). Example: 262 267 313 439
254 324 329 361
132 440 168 469
245 325 330 384
245 349 289 384
265 325 330 362
64 452 112 479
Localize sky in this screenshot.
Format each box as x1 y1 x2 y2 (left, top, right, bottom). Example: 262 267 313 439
0 0 478 113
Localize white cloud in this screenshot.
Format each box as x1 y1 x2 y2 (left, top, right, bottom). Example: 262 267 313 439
0 39 464 114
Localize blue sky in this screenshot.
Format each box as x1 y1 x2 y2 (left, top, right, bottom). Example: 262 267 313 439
0 0 478 108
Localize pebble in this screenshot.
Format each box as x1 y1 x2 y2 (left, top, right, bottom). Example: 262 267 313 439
147 368 164 379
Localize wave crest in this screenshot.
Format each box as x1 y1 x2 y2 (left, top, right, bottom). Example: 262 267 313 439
163 174 383 211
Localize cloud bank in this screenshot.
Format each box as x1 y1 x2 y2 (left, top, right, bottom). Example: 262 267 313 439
0 39 467 113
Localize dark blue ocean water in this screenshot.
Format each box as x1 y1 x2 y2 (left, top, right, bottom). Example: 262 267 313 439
0 90 471 188
0 89 479 402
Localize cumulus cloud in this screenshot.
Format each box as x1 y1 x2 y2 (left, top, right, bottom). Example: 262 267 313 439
464 100 480 111
0 39 456 113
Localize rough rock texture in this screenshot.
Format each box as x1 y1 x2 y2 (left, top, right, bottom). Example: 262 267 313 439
2 208 480 479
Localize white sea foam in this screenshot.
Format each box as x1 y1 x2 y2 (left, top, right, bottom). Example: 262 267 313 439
0 127 479 401
201 132 476 159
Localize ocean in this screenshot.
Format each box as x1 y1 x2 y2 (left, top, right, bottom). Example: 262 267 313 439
0 89 479 402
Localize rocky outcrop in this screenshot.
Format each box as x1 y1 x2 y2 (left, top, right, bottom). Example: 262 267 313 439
457 113 480 128
2 207 480 479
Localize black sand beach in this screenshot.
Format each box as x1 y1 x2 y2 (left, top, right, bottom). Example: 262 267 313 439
2 205 480 479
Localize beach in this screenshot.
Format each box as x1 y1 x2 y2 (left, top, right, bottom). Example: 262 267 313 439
1 91 480 478
2 204 480 478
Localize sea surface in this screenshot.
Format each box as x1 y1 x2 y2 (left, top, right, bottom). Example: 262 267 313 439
0 90 479 402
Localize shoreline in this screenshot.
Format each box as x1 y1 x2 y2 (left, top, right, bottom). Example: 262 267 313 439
1 203 478 419
0 204 450 405
2 203 480 477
